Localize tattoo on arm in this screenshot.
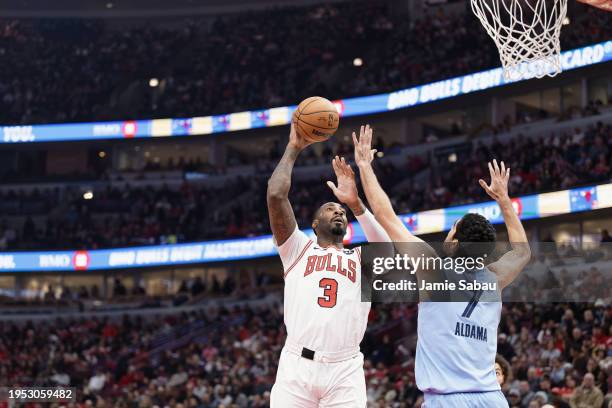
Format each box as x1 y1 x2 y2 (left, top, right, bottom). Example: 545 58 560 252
267 146 301 246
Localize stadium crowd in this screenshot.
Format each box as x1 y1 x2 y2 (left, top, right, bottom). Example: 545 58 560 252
0 2 610 125
405 120 612 211
1 117 610 250
0 296 609 407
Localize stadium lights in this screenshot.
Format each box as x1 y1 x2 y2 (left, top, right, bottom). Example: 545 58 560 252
376 151 384 158
83 191 94 200
563 16 570 25
98 151 106 158
353 58 363 67
106 2 113 8
149 78 159 87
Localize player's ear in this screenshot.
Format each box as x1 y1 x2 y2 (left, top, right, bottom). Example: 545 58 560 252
312 219 319 231
443 239 458 256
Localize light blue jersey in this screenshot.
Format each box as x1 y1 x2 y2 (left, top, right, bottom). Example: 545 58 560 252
416 267 502 394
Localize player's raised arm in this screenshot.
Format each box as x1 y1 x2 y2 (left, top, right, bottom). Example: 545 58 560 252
353 125 438 292
479 159 531 289
353 125 427 246
267 122 313 246
326 155 390 243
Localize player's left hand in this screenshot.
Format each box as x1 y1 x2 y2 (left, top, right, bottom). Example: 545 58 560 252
352 124 377 167
327 156 359 208
479 159 510 202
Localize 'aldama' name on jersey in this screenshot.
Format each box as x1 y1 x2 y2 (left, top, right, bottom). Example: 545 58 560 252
303 248 358 283
454 322 488 342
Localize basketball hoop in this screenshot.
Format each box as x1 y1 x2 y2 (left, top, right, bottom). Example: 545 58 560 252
471 0 568 80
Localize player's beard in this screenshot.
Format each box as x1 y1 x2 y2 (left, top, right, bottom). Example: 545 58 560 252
330 224 346 236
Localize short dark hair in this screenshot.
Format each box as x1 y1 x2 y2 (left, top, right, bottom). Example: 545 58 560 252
454 213 496 258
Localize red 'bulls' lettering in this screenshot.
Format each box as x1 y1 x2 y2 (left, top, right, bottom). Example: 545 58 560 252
347 259 356 282
303 254 356 283
325 254 335 272
304 256 317 277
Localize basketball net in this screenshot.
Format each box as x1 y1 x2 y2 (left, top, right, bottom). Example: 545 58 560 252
471 0 568 80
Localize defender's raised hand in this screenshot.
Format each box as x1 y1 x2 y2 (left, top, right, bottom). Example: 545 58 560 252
327 156 360 210
352 124 377 167
479 159 510 202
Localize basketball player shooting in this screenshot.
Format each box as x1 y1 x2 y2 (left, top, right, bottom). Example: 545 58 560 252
267 122 390 407
352 125 531 408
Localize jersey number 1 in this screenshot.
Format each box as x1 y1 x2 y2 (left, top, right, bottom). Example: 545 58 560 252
318 278 338 308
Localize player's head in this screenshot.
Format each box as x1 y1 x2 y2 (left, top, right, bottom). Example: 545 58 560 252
495 353 511 385
312 202 347 239
444 213 496 259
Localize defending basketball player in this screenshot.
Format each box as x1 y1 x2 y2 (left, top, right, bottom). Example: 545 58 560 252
352 125 531 408
267 122 390 407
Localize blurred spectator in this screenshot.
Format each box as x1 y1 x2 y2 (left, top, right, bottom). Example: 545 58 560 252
569 372 604 408
0 3 609 125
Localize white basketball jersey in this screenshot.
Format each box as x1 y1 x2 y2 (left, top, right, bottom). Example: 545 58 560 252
276 227 370 352
415 268 502 394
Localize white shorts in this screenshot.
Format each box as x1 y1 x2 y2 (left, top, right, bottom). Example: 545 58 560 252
271 347 366 408
423 391 509 407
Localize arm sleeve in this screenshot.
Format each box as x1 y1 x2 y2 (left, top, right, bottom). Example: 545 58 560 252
356 208 392 243
275 226 312 271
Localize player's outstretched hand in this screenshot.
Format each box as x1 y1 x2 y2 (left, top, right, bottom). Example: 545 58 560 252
327 156 359 208
352 124 377 167
479 159 510 202
288 120 314 151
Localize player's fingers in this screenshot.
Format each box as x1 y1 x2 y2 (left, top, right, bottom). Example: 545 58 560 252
506 167 511 180
360 125 365 139
371 149 378 159
335 156 344 176
326 181 339 195
487 161 494 178
501 161 506 175
340 157 349 175
493 159 500 175
332 156 339 173
352 132 358 147
346 162 355 176
479 179 492 194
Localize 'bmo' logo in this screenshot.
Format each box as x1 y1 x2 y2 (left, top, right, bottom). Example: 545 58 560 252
468 203 502 221
467 198 523 222
40 254 71 268
38 251 90 270
93 123 121 136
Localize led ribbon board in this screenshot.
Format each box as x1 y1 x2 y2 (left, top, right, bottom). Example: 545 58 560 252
2 41 611 144
0 183 609 271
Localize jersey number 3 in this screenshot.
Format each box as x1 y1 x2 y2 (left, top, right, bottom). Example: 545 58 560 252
318 278 338 308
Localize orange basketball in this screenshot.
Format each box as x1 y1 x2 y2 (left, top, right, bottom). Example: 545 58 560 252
293 96 340 143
